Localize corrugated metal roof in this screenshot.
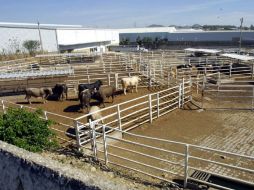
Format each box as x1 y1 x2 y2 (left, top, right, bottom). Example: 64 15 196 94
221 53 254 61
185 48 221 54
117 27 177 33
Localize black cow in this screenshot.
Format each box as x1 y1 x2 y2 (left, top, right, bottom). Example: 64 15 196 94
91 86 116 107
78 80 103 95
52 84 68 101
79 89 92 111
176 63 192 69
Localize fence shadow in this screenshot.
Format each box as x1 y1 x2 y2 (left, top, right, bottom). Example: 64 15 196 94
64 104 82 113
16 101 44 105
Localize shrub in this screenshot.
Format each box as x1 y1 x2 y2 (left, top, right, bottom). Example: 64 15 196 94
23 40 40 56
0 108 58 152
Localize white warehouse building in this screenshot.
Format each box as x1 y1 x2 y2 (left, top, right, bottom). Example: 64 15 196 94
1 22 253 54
118 27 254 45
0 22 119 53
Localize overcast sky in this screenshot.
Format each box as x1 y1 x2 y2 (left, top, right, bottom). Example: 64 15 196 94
0 0 253 28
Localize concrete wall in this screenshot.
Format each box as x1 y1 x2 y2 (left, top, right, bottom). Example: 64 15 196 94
0 140 130 190
57 29 119 46
0 26 58 53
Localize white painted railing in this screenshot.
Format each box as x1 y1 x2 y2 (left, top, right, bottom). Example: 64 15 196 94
0 69 74 79
90 123 254 189
74 80 192 149
192 75 254 110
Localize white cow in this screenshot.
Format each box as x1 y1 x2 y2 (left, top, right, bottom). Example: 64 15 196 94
87 106 104 124
121 76 141 95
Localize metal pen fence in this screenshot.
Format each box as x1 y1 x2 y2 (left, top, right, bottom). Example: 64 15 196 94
90 124 254 189
190 73 254 110
74 80 191 149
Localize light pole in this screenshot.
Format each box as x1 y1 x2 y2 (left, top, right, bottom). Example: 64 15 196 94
37 21 44 53
239 17 243 54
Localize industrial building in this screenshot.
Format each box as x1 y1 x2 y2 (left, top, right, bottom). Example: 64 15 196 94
0 22 254 54
0 22 119 53
118 27 254 46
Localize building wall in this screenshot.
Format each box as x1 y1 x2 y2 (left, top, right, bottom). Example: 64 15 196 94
120 30 254 43
0 26 119 53
120 32 169 42
168 31 254 42
0 26 58 53
57 29 119 46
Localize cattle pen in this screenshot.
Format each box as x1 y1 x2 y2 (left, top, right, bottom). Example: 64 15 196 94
0 50 254 189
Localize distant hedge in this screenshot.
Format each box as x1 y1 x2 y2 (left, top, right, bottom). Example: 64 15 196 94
0 108 58 152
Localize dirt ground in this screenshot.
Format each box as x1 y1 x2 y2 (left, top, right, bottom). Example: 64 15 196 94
102 103 254 187
1 86 165 119
1 81 254 189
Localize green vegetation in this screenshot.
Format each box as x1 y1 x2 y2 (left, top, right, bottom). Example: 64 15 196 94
22 40 41 56
120 36 170 49
0 108 58 152
119 38 130 45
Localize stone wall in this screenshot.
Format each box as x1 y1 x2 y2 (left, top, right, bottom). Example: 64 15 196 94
0 140 129 190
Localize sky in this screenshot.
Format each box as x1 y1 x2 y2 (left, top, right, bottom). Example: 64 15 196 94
0 0 254 28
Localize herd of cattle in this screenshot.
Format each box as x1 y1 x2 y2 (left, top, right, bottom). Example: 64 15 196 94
24 76 141 113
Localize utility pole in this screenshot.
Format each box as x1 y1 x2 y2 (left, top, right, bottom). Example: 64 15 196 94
37 21 44 53
239 17 243 54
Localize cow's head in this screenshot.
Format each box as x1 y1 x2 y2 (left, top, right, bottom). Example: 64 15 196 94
45 88 53 95
97 80 103 86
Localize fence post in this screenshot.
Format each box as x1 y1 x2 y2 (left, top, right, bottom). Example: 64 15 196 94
91 120 97 159
189 76 192 101
44 111 48 120
103 60 106 73
115 73 118 89
1 100 6 114
148 94 153 123
252 87 254 111
117 104 122 132
167 71 170 87
110 58 112 72
202 75 206 90
157 93 160 118
102 125 108 165
149 66 152 88
160 61 163 77
87 75 90 84
218 71 221 84
252 62 254 79
178 84 182 108
74 120 81 151
108 73 111 86
184 144 189 188
182 78 185 107
229 63 232 78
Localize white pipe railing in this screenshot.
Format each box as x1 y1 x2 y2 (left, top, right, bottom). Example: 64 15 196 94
90 124 254 189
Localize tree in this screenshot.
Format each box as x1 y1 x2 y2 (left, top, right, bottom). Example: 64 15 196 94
250 25 254 30
136 36 142 45
120 38 130 45
0 108 58 152
23 40 40 56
